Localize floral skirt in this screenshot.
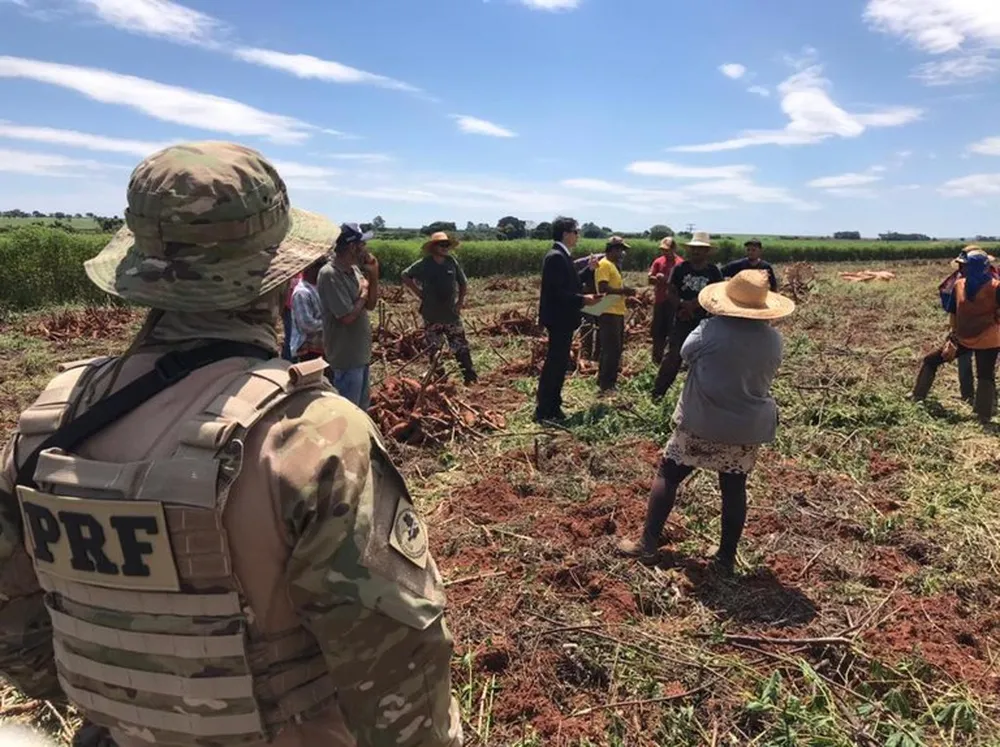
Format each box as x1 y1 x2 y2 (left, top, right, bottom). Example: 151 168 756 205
664 428 760 475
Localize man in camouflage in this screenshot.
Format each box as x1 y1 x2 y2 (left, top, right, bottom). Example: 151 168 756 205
401 232 477 384
0 141 463 747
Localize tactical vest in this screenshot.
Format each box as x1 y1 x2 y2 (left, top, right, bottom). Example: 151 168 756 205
13 354 337 745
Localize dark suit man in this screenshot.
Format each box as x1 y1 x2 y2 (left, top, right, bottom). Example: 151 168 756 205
535 216 601 422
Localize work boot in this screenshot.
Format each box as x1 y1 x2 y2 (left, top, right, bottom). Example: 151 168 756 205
456 349 478 385
911 360 937 402
975 379 996 424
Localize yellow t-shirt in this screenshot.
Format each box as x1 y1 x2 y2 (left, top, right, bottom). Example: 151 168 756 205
594 258 626 315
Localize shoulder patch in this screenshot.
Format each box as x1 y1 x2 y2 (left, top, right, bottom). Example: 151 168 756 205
389 499 428 569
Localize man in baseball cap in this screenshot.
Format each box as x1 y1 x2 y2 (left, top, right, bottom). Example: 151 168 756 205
317 220 380 408
0 141 462 747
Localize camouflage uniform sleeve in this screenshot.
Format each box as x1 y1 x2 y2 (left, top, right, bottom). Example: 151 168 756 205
0 436 62 703
269 395 462 747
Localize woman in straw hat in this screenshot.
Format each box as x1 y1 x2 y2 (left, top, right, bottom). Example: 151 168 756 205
619 269 795 573
913 247 1000 423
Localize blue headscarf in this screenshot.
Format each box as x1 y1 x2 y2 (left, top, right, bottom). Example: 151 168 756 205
964 251 991 300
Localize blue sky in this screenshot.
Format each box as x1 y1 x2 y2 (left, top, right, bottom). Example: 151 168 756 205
2 0 1000 237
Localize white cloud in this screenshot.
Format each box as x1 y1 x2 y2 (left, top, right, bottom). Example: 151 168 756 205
808 172 884 200
232 48 419 93
0 56 315 144
271 161 340 181
682 178 819 210
626 161 754 180
69 0 422 96
0 147 115 176
671 65 921 152
912 54 1000 85
450 115 517 138
565 166 817 211
76 0 220 45
519 0 579 10
747 85 771 97
720 63 747 80
853 107 926 127
864 0 1000 54
940 173 1000 197
560 178 731 211
1 0 28 6
898 149 914 159
0 121 170 157
894 183 922 190
968 136 1000 155
783 45 820 70
824 187 879 198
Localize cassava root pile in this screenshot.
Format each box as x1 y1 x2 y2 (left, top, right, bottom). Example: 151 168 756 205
369 375 506 446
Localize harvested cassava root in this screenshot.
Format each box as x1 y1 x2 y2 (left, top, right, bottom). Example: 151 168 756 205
369 375 506 446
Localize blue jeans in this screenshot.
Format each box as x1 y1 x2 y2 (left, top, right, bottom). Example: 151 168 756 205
332 366 370 410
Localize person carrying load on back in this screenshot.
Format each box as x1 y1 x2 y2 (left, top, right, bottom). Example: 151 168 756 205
913 247 1000 424
0 141 463 747
402 231 478 385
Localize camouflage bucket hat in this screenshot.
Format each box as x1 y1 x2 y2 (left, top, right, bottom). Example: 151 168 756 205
84 141 340 312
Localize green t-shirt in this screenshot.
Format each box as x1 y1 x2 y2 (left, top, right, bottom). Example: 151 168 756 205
402 255 468 325
317 262 371 369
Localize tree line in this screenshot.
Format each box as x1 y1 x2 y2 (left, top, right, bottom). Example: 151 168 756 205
1 210 123 232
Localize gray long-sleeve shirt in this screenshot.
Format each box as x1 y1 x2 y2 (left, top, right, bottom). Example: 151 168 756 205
672 316 784 445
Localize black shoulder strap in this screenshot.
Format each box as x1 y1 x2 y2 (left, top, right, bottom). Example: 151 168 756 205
15 342 273 490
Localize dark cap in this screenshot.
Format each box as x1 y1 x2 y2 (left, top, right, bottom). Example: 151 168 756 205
606 235 631 250
744 238 762 248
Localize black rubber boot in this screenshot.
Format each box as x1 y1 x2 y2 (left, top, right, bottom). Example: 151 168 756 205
456 349 478 385
975 378 996 424
911 360 936 402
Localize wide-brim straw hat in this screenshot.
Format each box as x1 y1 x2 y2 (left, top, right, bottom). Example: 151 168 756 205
84 141 340 313
684 230 713 248
699 269 796 320
421 231 460 252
